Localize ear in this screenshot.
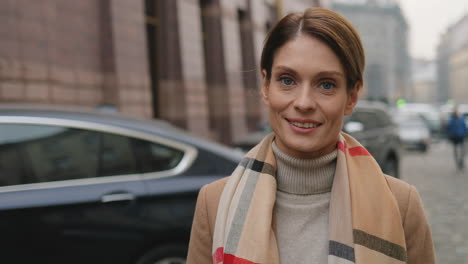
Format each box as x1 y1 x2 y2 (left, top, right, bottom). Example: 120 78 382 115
261 69 270 106
344 81 361 116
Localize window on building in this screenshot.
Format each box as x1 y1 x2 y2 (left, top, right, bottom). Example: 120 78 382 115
145 0 160 118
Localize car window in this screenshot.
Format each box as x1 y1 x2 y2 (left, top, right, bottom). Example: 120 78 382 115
350 111 379 130
374 110 392 127
132 137 184 173
0 123 184 187
98 132 138 177
0 124 100 185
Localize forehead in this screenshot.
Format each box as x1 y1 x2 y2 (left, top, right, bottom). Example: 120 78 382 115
272 35 345 75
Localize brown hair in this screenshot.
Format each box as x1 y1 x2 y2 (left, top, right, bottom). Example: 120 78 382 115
260 8 365 91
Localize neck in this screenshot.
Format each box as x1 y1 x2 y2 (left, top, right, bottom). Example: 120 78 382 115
272 141 337 195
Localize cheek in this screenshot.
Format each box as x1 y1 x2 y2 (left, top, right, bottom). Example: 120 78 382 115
267 91 288 111
323 101 347 124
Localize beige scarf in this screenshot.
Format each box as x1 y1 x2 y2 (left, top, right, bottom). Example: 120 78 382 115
212 133 407 264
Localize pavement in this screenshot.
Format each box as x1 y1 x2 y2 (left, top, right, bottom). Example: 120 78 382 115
400 140 468 264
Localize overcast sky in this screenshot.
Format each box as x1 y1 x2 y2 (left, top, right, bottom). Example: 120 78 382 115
399 0 468 60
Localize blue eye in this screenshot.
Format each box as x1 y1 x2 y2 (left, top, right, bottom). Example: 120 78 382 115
279 77 295 86
320 82 336 90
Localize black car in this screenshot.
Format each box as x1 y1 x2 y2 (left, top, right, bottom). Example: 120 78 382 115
343 100 401 178
0 104 242 264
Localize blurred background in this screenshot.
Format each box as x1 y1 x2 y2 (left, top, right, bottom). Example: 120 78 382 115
0 0 467 263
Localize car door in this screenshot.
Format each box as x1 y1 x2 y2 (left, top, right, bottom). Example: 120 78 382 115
0 122 148 264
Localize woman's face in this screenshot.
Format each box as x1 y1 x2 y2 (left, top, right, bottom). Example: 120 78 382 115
261 35 360 159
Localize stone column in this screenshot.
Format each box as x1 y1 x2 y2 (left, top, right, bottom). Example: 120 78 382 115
200 0 231 144
177 0 211 137
108 0 153 117
219 0 248 143
238 1 262 132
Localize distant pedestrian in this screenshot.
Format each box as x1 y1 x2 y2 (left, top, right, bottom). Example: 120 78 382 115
447 107 467 170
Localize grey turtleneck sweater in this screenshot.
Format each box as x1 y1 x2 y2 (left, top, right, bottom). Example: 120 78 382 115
272 142 337 264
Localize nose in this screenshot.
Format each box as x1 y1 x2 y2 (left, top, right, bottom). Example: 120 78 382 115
293 86 316 112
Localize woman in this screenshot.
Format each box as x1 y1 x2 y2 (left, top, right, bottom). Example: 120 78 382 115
187 8 435 264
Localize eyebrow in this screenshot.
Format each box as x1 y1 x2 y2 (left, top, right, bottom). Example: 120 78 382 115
273 65 299 75
273 65 344 79
315 71 345 78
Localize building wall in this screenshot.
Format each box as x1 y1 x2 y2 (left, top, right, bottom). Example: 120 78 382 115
412 81 436 103
110 0 153 117
436 35 452 103
437 14 468 104
0 0 152 117
449 44 468 104
332 2 410 103
411 58 437 103
0 0 323 145
177 0 211 136
220 0 249 143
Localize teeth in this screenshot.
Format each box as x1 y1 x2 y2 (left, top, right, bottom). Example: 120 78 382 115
290 121 319 128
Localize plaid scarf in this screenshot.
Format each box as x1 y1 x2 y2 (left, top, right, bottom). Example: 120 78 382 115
212 133 407 263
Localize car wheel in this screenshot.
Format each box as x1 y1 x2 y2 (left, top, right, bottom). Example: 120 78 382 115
136 245 187 264
383 157 399 178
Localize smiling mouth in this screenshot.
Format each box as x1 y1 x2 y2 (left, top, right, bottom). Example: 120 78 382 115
287 119 322 128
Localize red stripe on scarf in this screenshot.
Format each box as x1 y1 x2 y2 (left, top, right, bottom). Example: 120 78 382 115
337 141 347 152
348 146 371 156
213 247 224 263
213 247 259 264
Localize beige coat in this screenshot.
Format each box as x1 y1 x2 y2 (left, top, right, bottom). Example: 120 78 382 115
187 175 435 264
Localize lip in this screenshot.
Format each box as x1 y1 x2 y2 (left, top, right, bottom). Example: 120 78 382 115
285 118 322 134
287 118 321 124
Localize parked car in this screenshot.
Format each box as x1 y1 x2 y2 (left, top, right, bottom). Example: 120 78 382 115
393 111 431 152
397 103 442 138
343 100 401 178
0 104 242 264
398 119 431 152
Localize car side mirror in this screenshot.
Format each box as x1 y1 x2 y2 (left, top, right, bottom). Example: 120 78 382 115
344 121 364 133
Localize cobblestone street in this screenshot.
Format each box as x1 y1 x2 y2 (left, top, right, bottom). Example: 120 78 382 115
400 140 468 263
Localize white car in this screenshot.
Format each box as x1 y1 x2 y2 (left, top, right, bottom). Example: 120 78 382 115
394 112 431 152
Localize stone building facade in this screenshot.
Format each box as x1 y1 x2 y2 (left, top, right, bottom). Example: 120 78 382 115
0 0 153 116
437 13 468 104
0 0 325 145
332 0 410 103
449 45 468 104
411 58 437 103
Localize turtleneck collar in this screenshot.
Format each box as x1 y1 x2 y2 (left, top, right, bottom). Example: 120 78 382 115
272 141 337 195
